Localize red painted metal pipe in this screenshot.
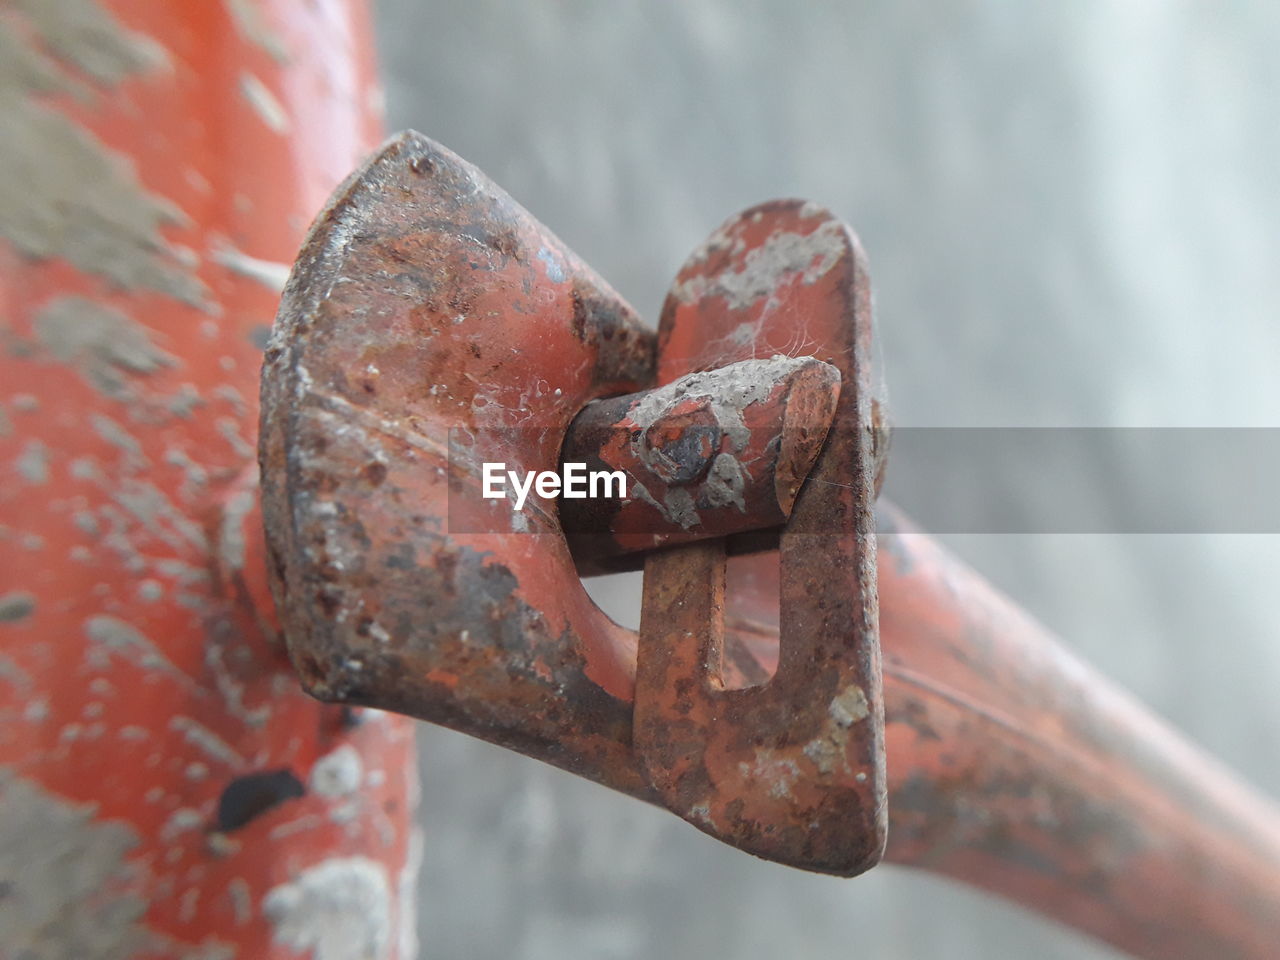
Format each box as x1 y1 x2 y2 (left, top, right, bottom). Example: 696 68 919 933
723 512 1280 960
0 2 417 957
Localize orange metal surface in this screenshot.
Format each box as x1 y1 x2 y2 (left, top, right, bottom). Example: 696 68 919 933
0 2 417 957
875 507 1280 960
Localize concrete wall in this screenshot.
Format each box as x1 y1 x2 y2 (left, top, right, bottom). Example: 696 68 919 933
374 3 1280 957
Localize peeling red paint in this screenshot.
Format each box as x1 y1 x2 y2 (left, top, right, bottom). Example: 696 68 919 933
0 1 415 957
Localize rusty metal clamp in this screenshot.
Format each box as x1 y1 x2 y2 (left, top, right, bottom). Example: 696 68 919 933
633 200 888 874
262 132 1280 960
260 131 889 875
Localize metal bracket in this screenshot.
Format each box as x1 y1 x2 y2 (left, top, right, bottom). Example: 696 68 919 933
262 131 1280 957
635 200 887 874
260 131 886 874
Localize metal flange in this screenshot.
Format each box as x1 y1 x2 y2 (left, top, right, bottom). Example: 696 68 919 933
261 131 887 874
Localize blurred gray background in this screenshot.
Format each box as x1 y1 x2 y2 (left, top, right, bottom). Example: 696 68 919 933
373 3 1280 957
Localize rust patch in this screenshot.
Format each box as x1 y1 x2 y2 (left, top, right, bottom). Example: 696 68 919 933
261 132 655 798
561 355 840 565
635 201 886 876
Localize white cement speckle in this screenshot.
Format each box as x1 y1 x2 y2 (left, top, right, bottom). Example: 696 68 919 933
309 744 364 798
263 857 392 960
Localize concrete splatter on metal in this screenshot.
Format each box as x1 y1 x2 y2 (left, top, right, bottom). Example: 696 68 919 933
168 716 247 770
14 439 49 484
9 0 167 87
222 0 290 63
263 857 392 960
396 827 423 960
90 414 146 466
211 241 291 292
216 483 257 574
0 770 147 960
32 297 176 399
309 744 364 798
0 6 207 306
671 216 846 310
83 615 193 683
239 72 291 135
159 807 206 841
